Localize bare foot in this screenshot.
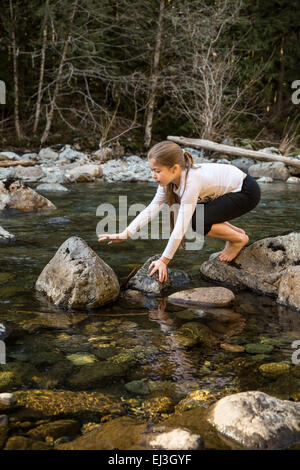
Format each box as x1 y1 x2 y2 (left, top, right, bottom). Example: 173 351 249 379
219 224 246 255
219 233 249 262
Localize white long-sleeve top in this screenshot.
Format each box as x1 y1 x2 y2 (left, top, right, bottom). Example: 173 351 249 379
126 163 247 260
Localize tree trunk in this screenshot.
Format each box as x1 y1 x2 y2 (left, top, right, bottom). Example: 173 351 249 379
33 0 49 134
40 0 78 146
167 136 300 170
144 0 165 149
9 0 23 140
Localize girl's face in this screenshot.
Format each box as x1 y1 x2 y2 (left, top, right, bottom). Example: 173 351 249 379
148 159 181 187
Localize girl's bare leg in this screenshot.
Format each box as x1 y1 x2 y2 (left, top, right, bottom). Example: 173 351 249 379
220 222 246 254
206 222 249 262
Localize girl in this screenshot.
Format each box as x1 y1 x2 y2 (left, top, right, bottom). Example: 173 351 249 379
98 141 261 282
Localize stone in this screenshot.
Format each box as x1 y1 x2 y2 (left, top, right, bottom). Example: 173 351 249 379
128 255 190 295
208 391 300 449
258 362 291 379
257 176 273 183
220 342 245 353
27 419 81 441
0 393 17 407
39 147 59 161
200 232 300 300
66 353 98 366
36 183 68 192
0 151 20 160
177 322 219 347
175 390 216 413
59 145 88 163
0 225 16 243
0 180 56 212
231 158 256 173
277 266 300 311
4 436 51 450
13 166 44 182
35 236 120 308
168 287 235 307
67 361 129 389
13 390 125 420
248 162 290 181
245 343 274 354
286 176 300 184
56 416 203 450
65 164 103 182
125 380 150 395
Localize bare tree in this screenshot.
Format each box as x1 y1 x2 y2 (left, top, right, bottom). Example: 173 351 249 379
33 0 49 135
40 0 78 146
9 0 23 140
144 0 166 149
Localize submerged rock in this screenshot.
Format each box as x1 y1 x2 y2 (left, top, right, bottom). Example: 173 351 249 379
0 180 56 212
57 416 203 450
200 232 300 310
127 254 190 295
0 225 16 243
35 236 120 309
208 391 300 449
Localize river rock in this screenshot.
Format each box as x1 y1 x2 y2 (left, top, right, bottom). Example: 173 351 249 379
0 151 20 160
36 236 119 308
13 389 125 420
168 287 235 307
58 145 88 163
257 176 273 183
248 162 290 181
0 180 56 212
208 391 300 449
277 266 300 311
0 225 16 243
231 157 257 173
27 419 81 441
0 393 17 407
57 416 203 450
65 164 103 182
39 147 59 162
36 183 68 192
200 232 300 304
258 362 291 379
127 255 189 295
286 176 300 183
13 166 44 182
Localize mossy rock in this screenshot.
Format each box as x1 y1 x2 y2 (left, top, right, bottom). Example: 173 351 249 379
245 343 274 355
175 389 217 413
67 361 129 389
258 362 291 379
178 322 219 347
125 380 150 396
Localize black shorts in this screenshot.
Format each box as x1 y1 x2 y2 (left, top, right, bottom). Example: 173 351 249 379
191 174 261 235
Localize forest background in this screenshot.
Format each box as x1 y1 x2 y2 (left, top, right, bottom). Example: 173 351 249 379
0 0 299 155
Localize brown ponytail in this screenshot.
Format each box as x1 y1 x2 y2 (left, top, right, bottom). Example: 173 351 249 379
148 141 194 250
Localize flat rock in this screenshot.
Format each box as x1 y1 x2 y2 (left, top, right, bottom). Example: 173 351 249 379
36 183 68 192
168 287 235 307
65 164 103 182
200 232 300 303
56 416 203 450
35 236 120 308
208 391 300 449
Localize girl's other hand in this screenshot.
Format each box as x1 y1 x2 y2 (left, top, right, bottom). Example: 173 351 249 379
149 259 168 283
98 231 128 245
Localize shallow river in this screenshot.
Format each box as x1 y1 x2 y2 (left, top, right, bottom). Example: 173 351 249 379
0 180 299 449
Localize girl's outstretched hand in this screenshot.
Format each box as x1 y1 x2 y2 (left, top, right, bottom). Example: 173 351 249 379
149 259 168 283
98 231 128 245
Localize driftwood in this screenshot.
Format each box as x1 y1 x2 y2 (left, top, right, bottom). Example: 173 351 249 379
167 136 300 170
0 159 37 168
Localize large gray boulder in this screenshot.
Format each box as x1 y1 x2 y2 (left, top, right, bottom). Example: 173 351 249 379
248 161 290 181
35 236 120 309
208 391 300 449
200 232 300 309
0 180 56 212
127 254 190 295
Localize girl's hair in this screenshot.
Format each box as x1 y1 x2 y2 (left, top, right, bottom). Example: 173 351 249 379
147 140 195 250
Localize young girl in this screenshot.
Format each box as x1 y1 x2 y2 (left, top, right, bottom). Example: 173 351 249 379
98 140 261 282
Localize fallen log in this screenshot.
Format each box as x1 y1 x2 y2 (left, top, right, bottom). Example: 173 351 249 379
167 136 300 170
0 159 37 168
